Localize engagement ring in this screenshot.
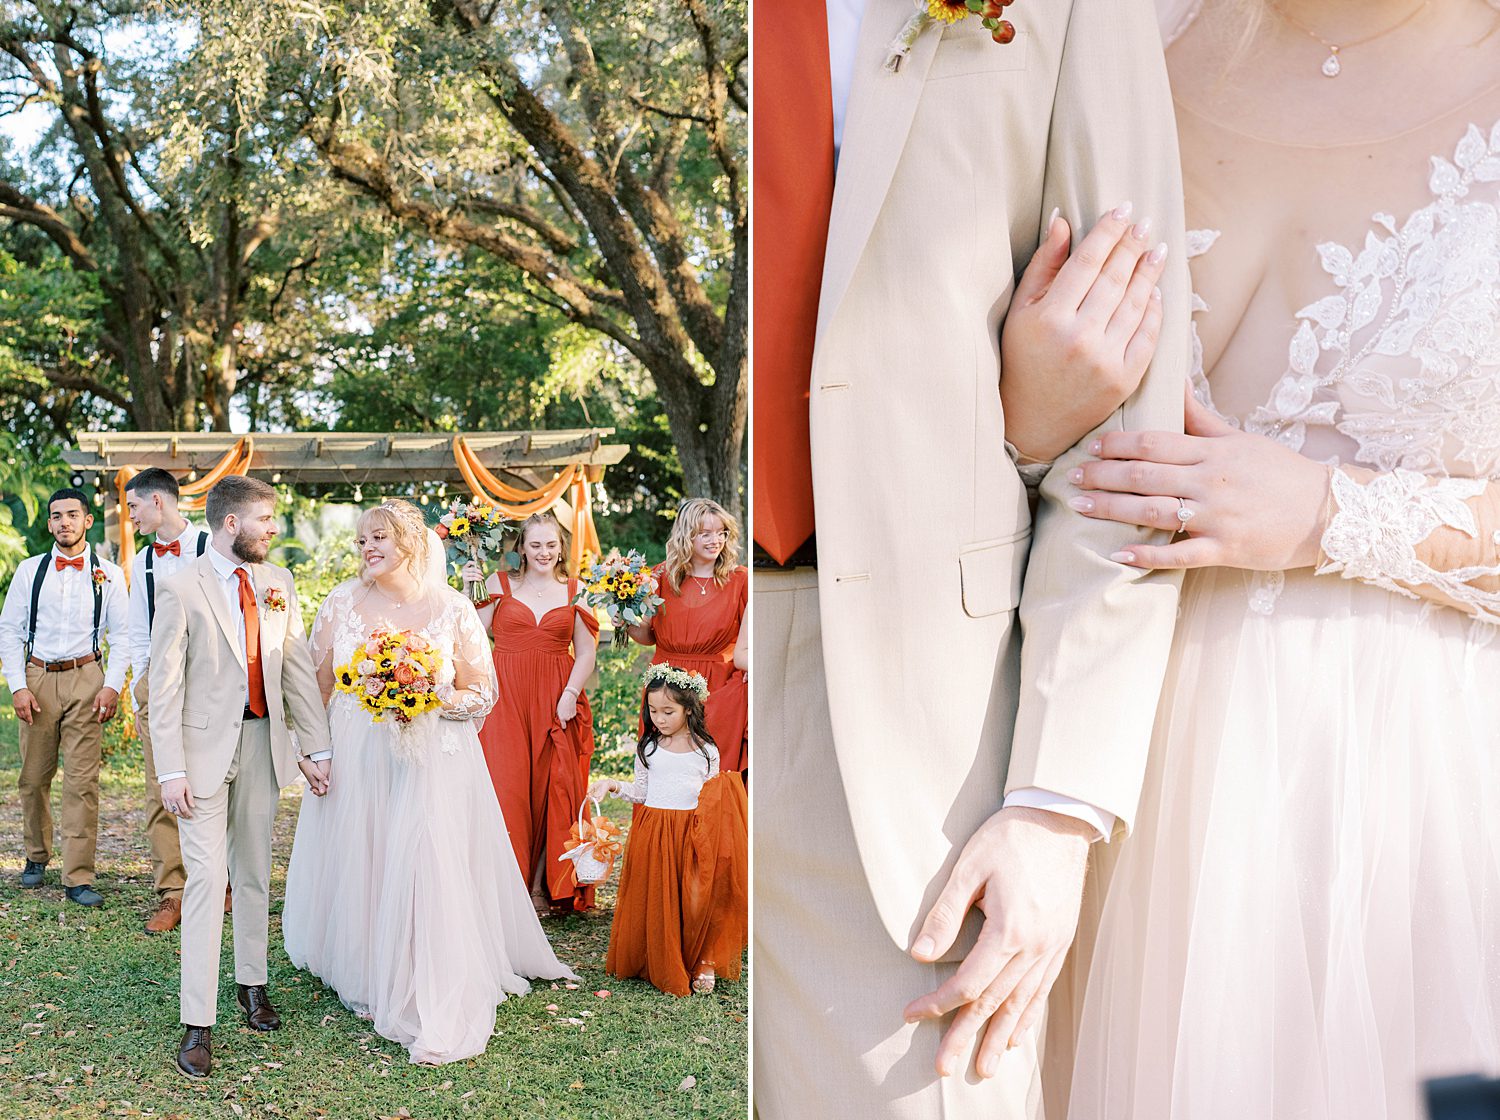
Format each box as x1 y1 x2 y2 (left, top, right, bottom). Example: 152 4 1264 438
1176 498 1195 525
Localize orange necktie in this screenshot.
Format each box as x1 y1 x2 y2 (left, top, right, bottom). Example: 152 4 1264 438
55 555 85 572
153 540 181 558
234 568 267 717
752 0 835 564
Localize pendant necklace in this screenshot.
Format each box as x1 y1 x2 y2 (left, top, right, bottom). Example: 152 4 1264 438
1272 0 1428 77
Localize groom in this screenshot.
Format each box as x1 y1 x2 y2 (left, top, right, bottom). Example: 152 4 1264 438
148 475 330 1077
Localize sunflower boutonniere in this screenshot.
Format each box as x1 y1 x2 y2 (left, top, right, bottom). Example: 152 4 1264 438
91 567 110 588
886 0 1018 73
263 586 288 614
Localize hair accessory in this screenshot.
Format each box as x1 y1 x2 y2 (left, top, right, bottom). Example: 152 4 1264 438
644 663 709 702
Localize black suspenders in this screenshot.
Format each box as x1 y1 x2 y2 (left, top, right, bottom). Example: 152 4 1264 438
145 532 207 628
25 551 104 662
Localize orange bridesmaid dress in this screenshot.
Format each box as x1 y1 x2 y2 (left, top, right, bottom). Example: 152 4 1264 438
649 565 749 772
479 571 599 912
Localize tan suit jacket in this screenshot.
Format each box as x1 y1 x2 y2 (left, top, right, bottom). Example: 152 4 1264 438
810 0 1191 950
147 554 328 792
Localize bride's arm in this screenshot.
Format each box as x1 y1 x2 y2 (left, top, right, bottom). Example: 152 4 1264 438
441 599 499 721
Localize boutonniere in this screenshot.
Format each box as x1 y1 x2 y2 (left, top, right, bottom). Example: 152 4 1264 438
886 0 1018 73
91 567 109 587
263 587 288 614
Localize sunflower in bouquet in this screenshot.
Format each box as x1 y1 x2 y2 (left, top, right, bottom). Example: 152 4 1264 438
435 498 509 601
576 549 665 647
333 627 446 728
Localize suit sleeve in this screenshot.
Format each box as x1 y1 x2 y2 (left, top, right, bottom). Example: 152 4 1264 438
1003 0 1190 835
148 579 190 780
279 574 331 758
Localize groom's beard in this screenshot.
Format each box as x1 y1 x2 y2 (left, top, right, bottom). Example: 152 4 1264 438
231 529 271 564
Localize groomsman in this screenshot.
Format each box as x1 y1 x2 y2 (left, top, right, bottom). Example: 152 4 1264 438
0 488 129 906
125 469 210 933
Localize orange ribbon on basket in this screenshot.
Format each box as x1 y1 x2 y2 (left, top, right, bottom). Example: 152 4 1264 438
564 813 626 875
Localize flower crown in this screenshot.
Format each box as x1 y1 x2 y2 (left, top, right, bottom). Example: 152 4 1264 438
643 663 709 702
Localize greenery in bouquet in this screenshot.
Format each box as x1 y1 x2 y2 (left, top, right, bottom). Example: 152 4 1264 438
577 549 665 647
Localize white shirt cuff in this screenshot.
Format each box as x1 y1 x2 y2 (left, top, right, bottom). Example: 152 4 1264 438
305 751 333 762
1003 787 1116 843
158 770 187 782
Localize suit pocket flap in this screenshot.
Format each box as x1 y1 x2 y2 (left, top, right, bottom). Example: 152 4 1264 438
181 710 210 730
959 535 1030 619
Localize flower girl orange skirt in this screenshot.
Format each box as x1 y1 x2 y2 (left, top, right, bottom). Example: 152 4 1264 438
605 772 748 996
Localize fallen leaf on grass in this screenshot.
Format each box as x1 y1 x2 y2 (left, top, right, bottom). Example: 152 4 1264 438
230 1105 243 1116
693 1036 711 1045
594 991 610 998
678 1075 696 1092
569 1081 584 1090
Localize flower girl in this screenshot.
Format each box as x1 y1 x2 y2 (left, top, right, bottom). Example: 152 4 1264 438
587 665 747 996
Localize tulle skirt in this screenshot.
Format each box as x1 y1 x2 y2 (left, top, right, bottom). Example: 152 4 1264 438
606 773 749 997
1065 567 1500 1119
283 699 576 1064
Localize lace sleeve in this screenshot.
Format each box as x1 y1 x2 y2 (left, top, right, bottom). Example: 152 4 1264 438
704 743 720 781
308 586 344 706
1316 466 1500 623
441 594 498 721
609 750 648 803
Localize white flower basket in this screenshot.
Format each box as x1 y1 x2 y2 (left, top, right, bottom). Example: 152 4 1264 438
558 798 611 884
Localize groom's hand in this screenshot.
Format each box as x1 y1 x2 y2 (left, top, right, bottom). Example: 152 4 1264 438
160 777 195 821
298 757 331 796
903 806 1092 1079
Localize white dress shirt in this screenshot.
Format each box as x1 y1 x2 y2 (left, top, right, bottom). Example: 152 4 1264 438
824 1 1115 841
127 523 210 683
0 545 129 693
158 543 330 783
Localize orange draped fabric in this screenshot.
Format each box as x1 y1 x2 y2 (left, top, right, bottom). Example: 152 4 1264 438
451 437 602 571
112 437 254 587
605 772 748 997
478 571 600 913
646 565 749 772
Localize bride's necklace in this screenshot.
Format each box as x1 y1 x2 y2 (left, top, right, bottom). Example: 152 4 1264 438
1271 0 1429 77
372 578 417 609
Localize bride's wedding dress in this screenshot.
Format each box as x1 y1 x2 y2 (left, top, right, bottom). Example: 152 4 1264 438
1066 12 1500 1118
283 579 574 1064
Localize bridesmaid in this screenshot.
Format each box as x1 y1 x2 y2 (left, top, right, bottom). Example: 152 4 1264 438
627 498 748 773
468 512 599 915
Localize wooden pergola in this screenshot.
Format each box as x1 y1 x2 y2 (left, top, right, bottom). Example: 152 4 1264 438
64 429 630 569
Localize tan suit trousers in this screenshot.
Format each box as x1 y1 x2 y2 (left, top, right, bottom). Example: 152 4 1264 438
18 662 103 887
131 676 186 899
753 570 1043 1120
176 717 276 1027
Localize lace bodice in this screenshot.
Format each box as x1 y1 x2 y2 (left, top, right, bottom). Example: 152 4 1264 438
1180 93 1500 621
310 581 498 722
608 742 720 811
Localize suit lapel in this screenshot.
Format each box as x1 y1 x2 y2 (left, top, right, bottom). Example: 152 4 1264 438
197 556 247 670
253 565 286 654
816 0 943 341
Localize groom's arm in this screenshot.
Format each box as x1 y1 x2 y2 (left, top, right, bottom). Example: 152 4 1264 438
278 575 330 761
905 0 1190 1078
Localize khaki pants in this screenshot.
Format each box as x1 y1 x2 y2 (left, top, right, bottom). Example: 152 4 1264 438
176 719 276 1027
18 662 104 888
132 676 186 899
752 569 1042 1120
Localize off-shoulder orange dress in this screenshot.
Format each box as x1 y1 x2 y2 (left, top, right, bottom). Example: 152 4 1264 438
648 565 748 772
479 572 599 912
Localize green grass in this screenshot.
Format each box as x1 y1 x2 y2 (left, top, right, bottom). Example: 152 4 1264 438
0 688 747 1119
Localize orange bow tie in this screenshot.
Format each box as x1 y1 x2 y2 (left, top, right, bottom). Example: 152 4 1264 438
54 555 85 572
153 540 180 558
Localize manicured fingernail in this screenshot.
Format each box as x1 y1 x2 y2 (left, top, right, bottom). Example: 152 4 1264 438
1067 468 1084 484
912 935 935 958
1088 439 1102 455
1148 241 1168 264
1151 285 1163 301
1131 218 1152 240
1047 205 1060 233
1111 200 1133 220
977 1058 993 1078
1110 550 1136 563
1069 496 1094 512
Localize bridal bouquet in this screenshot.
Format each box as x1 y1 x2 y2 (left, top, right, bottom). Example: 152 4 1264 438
334 628 445 729
434 497 509 601
576 550 664 647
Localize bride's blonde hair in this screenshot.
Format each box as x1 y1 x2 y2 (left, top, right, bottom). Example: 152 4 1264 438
662 498 740 594
357 499 430 583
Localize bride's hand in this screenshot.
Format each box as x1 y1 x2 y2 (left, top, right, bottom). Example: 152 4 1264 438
1000 204 1169 464
298 757 331 796
1069 386 1331 571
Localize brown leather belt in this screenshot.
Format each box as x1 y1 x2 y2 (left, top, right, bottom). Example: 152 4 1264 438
27 653 99 673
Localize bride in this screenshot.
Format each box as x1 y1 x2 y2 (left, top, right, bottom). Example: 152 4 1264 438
1001 1 1500 1115
282 499 575 1065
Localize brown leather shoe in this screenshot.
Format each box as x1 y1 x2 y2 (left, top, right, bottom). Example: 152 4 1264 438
236 984 281 1031
176 1025 212 1078
144 896 182 934
224 884 232 914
